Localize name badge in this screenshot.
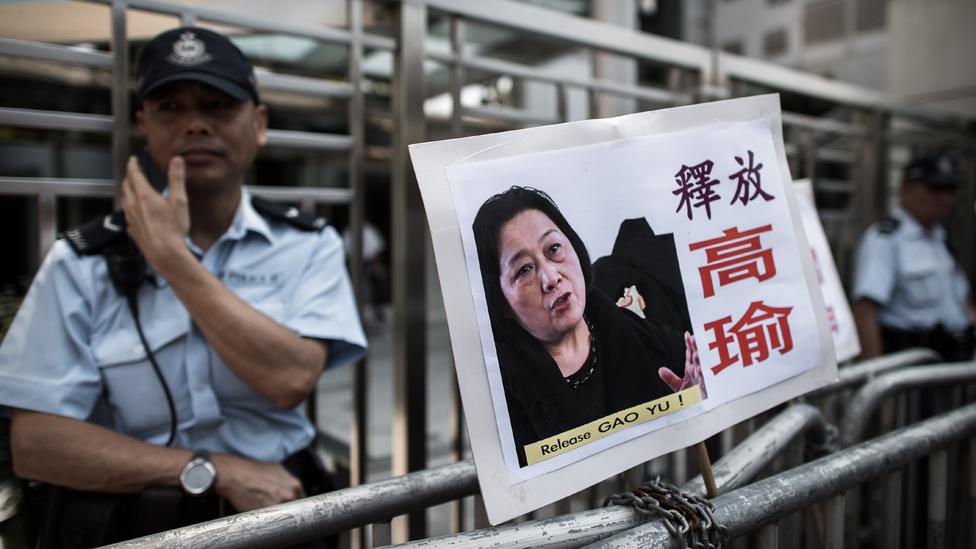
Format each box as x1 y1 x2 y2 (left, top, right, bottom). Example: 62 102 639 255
219 270 283 285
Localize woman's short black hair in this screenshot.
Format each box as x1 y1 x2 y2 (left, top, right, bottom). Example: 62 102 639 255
472 186 592 338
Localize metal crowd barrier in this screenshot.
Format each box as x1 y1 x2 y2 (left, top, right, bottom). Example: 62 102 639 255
588 403 976 548
102 386 976 548
92 350 943 548
101 402 831 548
834 361 976 549
840 361 976 446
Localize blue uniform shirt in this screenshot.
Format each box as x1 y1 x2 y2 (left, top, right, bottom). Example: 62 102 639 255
0 188 366 463
853 208 971 332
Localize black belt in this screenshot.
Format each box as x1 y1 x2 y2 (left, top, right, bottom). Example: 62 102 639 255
880 324 975 361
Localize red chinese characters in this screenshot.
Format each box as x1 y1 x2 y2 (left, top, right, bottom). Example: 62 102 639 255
691 224 798 375
689 224 776 298
704 301 795 375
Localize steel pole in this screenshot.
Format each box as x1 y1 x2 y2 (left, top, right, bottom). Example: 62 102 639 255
391 0 429 542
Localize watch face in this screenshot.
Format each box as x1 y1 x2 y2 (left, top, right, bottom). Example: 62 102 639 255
182 458 215 495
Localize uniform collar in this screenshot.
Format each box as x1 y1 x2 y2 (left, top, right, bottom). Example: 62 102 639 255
893 208 945 241
226 187 275 244
185 187 274 257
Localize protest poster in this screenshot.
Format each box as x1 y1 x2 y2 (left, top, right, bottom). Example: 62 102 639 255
793 179 861 362
409 94 838 524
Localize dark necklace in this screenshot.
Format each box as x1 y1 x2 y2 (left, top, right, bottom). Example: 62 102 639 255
566 315 597 389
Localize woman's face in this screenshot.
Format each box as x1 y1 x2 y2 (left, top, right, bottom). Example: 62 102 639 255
497 209 586 346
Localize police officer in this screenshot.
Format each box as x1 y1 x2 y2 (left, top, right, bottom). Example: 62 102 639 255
0 27 365 546
852 151 976 360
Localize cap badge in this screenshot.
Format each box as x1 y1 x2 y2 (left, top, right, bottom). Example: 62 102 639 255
167 32 212 66
938 156 953 176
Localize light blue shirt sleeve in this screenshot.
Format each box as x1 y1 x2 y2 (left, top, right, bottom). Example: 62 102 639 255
852 228 896 306
0 241 103 419
283 226 366 369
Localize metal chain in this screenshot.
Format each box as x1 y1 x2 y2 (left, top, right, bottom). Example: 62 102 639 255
605 476 728 549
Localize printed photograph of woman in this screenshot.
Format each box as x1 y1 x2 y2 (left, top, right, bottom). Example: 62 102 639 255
472 186 707 466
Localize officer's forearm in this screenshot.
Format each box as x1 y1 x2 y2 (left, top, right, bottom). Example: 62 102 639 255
155 249 326 410
853 299 882 359
10 409 191 492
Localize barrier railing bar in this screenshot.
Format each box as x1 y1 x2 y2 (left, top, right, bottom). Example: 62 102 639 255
426 50 690 105
0 46 357 102
421 0 972 127
839 362 976 446
724 54 890 112
814 148 855 164
102 461 479 549
391 404 830 548
823 495 843 549
345 2 369 546
929 449 948 549
94 400 828 548
257 71 354 98
725 55 970 129
758 521 779 549
0 37 113 67
37 192 57 267
884 127 971 146
83 0 396 51
584 403 976 548
0 177 115 197
785 145 856 166
683 403 830 496
460 105 557 126
813 179 853 194
816 210 853 223
423 0 704 69
781 112 866 137
110 0 130 186
828 348 941 392
881 469 902 548
265 129 353 151
0 179 351 205
0 106 113 133
247 185 353 204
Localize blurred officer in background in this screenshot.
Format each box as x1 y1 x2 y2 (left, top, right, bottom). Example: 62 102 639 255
853 151 976 361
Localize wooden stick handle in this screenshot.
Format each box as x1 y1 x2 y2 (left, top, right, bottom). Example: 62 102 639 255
695 441 719 498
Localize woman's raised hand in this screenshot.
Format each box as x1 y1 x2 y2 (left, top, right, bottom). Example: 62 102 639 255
658 331 707 399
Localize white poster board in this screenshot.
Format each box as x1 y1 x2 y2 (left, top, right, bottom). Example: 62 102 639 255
409 95 838 524
793 179 862 362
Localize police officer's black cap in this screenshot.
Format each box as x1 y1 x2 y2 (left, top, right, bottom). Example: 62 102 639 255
137 27 259 104
903 152 961 189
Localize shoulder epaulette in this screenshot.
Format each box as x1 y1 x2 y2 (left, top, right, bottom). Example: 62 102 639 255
251 196 327 232
63 210 128 256
876 217 900 235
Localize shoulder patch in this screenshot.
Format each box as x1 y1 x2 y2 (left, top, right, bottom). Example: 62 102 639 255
63 210 128 255
251 196 327 232
876 217 900 235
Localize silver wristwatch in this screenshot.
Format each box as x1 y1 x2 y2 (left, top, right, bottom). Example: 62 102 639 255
179 450 217 496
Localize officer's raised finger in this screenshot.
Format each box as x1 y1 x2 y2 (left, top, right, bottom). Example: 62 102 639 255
122 156 137 197
121 157 141 212
167 156 187 206
125 156 153 197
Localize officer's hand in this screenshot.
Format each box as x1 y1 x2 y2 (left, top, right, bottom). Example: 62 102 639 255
658 331 708 399
211 453 305 512
121 155 190 274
